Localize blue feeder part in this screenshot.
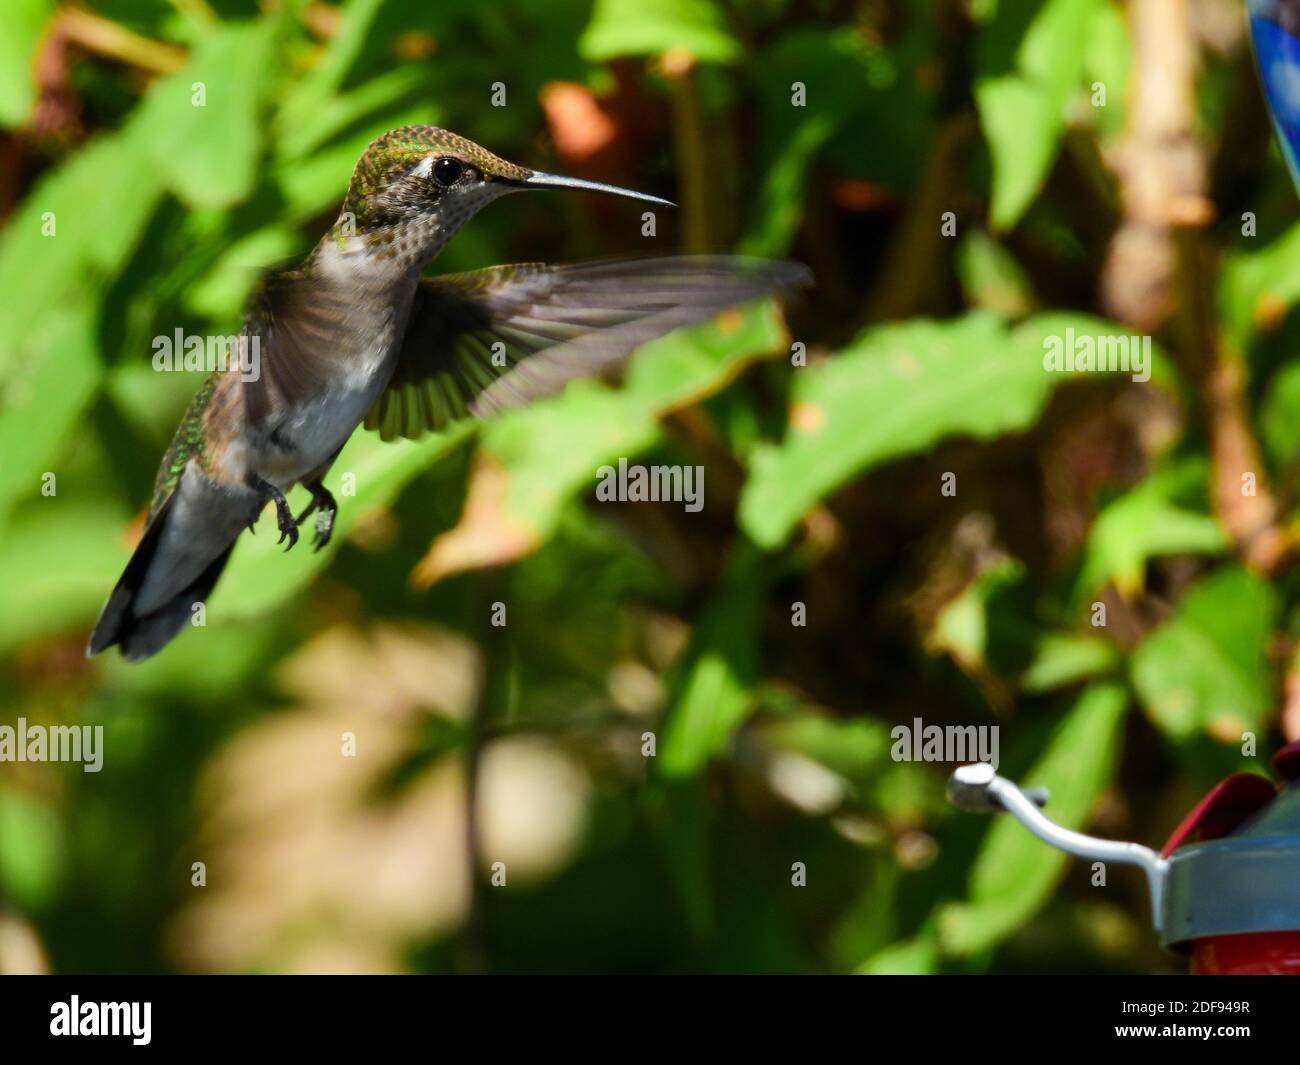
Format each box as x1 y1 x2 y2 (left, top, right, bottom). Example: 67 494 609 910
1248 0 1300 190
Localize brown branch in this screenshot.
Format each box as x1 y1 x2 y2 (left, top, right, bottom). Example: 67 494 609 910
1104 0 1286 573
661 49 715 253
863 111 975 323
1101 0 1210 330
59 7 187 76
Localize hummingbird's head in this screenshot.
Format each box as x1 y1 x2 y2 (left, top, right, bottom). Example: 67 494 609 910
335 125 673 261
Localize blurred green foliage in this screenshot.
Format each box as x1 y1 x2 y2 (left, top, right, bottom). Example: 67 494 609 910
2 0 1299 975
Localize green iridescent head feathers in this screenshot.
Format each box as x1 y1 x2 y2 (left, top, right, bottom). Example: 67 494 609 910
339 125 530 232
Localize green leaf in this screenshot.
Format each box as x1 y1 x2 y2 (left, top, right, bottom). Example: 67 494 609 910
99 614 280 699
278 0 391 137
739 113 836 258
857 925 941 975
0 495 131 654
0 0 52 127
1219 220 1300 348
0 788 64 909
134 18 282 208
929 558 1035 676
277 66 429 163
747 23 938 207
648 780 716 942
759 715 893 781
739 311 1120 549
1260 360 1300 467
1076 459 1228 602
975 0 1097 229
956 229 1034 316
1021 632 1120 693
977 77 1063 230
0 305 103 524
580 0 740 63
184 224 300 320
1022 0 1101 97
0 131 164 379
1131 566 1277 742
659 553 763 776
105 362 208 446
939 680 1127 955
484 300 789 543
487 385 661 544
1083 0 1131 136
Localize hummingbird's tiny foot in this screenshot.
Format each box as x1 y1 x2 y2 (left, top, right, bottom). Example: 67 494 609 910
312 508 335 552
296 482 337 525
251 477 299 551
276 507 299 550
296 481 337 551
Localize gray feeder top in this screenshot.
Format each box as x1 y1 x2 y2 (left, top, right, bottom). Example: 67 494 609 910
1163 783 1300 948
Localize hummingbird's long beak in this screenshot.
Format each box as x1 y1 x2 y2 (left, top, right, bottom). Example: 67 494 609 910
511 170 676 208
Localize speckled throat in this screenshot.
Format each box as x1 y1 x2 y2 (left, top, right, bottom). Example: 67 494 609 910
318 180 509 280
316 210 449 281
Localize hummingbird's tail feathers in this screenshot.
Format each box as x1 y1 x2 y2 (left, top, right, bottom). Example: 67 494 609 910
365 256 813 441
86 490 238 662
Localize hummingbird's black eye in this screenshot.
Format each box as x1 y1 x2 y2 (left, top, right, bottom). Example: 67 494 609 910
432 157 463 185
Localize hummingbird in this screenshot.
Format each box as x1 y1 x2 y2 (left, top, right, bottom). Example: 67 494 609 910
87 125 810 661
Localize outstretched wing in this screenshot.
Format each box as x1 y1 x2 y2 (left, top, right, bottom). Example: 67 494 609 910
364 256 811 441
240 267 347 426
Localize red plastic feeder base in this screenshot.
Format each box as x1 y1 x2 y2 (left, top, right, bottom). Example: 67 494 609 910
1191 932 1300 975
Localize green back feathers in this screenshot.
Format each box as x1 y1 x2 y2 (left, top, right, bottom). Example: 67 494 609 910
149 373 218 519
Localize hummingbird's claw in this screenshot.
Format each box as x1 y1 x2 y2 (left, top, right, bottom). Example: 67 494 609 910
312 507 335 552
296 481 338 552
251 477 299 552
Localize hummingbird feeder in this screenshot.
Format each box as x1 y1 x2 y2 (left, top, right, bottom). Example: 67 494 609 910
947 741 1300 974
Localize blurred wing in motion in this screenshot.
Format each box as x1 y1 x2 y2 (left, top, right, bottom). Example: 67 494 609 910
1247 0 1300 191
364 256 812 441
